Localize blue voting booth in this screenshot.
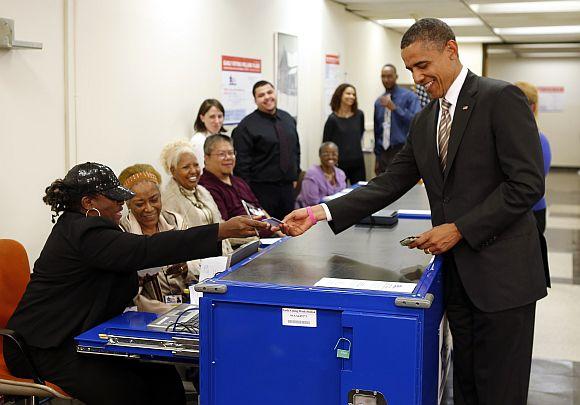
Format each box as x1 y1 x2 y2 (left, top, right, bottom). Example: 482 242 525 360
197 218 450 405
76 185 449 404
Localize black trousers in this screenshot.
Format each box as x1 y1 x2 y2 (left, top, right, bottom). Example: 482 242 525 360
250 181 295 220
444 254 536 405
338 159 366 185
3 339 185 405
377 144 404 174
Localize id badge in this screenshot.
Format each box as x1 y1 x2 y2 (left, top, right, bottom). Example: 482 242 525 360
164 294 183 304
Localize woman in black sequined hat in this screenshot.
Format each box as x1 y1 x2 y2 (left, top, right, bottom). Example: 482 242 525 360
3 162 271 405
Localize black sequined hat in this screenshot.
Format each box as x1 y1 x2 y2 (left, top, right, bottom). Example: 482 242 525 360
63 162 135 201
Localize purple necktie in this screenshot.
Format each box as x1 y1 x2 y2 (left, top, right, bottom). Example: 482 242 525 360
275 120 290 173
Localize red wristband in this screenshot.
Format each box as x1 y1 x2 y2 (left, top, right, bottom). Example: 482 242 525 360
306 206 317 225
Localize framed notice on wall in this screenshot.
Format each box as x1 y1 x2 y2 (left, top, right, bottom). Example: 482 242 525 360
323 54 341 120
538 86 565 113
221 55 262 125
274 32 298 120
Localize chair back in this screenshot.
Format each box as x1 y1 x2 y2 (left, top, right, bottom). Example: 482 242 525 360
0 240 73 399
0 240 30 354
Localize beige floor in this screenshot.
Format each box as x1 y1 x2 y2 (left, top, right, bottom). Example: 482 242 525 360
533 169 580 362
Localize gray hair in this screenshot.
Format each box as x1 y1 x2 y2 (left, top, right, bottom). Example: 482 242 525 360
160 140 196 174
204 134 232 155
400 18 456 50
319 141 339 156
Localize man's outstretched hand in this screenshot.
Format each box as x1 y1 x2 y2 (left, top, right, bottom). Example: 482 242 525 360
281 205 327 237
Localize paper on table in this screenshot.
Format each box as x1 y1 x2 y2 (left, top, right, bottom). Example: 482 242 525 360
314 277 416 293
259 237 282 245
190 256 230 306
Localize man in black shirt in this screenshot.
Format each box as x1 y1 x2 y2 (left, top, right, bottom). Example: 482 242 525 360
232 80 301 219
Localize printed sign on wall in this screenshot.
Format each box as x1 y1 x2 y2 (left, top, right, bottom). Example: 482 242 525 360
221 55 262 125
538 86 565 112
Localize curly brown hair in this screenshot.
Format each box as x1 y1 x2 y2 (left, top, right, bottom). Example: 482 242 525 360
329 83 358 114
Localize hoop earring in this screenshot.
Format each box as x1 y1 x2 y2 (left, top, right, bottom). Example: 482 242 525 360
85 207 101 217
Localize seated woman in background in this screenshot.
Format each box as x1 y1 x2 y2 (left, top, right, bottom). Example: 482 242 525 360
118 163 198 314
190 98 227 170
3 162 269 404
160 140 233 254
295 141 347 207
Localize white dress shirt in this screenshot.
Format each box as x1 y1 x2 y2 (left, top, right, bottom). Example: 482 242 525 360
436 66 468 154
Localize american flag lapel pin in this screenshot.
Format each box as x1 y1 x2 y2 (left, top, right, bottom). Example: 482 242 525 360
462 105 469 110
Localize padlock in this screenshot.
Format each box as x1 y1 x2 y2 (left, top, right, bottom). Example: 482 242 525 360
334 337 352 359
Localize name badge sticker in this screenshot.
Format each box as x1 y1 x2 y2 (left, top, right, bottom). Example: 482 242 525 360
282 308 317 328
164 295 183 304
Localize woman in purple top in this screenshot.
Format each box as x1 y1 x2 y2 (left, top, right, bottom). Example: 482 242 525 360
296 142 347 208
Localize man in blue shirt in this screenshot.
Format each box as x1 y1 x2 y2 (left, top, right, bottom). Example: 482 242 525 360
374 64 421 174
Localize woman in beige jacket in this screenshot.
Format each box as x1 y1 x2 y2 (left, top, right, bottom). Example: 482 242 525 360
160 140 234 254
118 163 201 314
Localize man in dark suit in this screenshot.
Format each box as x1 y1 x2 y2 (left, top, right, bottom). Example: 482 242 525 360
282 18 548 405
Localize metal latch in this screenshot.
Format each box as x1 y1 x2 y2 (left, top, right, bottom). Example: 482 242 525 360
395 293 434 309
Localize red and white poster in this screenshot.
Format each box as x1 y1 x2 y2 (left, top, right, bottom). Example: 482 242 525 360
221 55 262 124
538 86 565 112
323 54 341 119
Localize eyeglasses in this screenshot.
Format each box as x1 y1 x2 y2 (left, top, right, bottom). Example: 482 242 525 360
209 150 236 159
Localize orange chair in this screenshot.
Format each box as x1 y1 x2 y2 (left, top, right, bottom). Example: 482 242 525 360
0 239 72 401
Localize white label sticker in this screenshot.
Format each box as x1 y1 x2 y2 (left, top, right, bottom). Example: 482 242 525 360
282 308 317 328
314 277 416 293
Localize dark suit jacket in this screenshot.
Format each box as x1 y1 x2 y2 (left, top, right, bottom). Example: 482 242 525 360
7 212 221 348
327 71 548 312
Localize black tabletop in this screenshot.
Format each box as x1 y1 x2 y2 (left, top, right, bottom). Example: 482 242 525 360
385 184 430 211
222 219 434 287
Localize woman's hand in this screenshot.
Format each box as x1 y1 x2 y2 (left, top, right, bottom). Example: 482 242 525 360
218 216 273 240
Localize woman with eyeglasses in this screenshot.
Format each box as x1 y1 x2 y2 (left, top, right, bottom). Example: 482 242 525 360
198 134 263 219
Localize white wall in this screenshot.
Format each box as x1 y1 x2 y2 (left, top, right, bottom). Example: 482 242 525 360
72 0 406 179
0 0 65 263
487 55 580 167
1 0 406 262
458 43 483 76
0 0 489 263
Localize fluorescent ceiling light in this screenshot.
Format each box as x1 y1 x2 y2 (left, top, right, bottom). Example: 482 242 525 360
522 51 580 57
512 43 580 49
456 36 502 43
494 25 580 35
442 18 483 27
378 18 482 28
486 48 514 54
377 19 415 28
471 1 580 14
